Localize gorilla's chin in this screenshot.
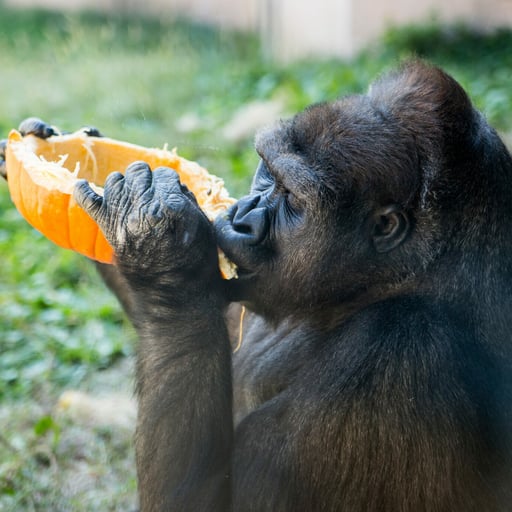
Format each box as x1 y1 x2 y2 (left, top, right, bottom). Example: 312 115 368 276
222 277 252 304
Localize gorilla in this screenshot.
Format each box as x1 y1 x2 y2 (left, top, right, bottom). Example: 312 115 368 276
3 61 512 511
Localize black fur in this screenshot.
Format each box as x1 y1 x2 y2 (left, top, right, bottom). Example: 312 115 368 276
73 61 512 511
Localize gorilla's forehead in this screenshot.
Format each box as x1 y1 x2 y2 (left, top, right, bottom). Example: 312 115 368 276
254 120 294 161
254 96 416 197
257 96 404 163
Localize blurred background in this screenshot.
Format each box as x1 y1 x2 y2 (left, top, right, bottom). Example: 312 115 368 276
1 0 512 510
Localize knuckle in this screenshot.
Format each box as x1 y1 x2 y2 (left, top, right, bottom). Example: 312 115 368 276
153 166 178 179
126 210 146 234
153 168 186 199
124 164 153 195
125 160 152 175
104 171 124 189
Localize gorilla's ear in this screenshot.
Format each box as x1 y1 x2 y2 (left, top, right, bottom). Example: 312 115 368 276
371 205 411 253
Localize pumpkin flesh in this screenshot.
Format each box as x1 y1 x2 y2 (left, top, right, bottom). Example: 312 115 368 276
6 129 237 278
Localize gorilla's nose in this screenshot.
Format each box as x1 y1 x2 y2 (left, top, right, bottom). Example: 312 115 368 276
231 195 269 244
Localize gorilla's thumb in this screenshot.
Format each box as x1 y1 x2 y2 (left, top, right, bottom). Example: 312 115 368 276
74 179 104 221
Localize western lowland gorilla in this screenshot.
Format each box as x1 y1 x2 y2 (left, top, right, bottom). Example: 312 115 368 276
3 60 512 511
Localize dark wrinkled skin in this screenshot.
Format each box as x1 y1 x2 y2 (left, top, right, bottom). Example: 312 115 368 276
76 162 219 281
4 62 512 511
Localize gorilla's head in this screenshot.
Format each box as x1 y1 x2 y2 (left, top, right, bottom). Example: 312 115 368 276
215 61 511 321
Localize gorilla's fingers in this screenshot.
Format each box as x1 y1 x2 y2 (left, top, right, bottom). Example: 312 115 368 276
126 160 152 174
152 166 188 199
124 161 153 196
81 126 103 137
102 171 126 203
153 166 179 181
74 179 104 221
18 117 56 139
0 139 6 180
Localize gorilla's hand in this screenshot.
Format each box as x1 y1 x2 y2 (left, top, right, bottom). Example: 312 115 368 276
0 139 6 180
74 161 219 285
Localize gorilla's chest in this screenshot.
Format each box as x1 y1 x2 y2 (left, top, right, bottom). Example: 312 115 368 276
232 314 317 424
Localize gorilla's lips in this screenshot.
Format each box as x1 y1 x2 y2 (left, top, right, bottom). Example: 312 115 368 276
214 202 268 282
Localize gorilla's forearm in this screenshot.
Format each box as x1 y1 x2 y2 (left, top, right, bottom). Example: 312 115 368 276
133 290 233 512
94 262 137 320
73 163 233 511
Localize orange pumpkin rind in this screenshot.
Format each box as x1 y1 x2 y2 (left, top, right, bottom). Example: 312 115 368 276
5 128 237 279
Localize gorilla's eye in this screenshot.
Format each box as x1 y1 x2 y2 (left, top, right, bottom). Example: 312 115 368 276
281 189 304 223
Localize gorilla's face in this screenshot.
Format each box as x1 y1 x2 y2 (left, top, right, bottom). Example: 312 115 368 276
215 56 483 320
215 151 320 313
215 99 417 320
216 127 315 314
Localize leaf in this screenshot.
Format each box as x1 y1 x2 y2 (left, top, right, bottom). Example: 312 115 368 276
33 415 61 449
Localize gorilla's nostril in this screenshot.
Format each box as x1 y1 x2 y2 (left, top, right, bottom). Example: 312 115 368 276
232 206 268 243
233 195 261 223
232 195 262 235
233 221 252 235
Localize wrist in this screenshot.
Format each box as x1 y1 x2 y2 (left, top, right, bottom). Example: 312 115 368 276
128 271 226 315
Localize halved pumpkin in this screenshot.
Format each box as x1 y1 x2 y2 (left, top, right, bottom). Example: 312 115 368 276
5 128 237 278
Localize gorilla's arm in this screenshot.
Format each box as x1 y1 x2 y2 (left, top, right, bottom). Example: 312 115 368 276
94 265 246 347
74 163 233 511
93 263 133 317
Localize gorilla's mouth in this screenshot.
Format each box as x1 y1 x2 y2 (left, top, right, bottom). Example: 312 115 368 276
215 213 255 273
217 242 254 279
233 266 258 281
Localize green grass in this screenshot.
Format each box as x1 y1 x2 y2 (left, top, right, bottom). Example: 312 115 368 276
1 5 512 510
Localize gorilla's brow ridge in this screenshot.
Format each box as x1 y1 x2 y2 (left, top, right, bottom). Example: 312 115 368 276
271 154 320 198
255 122 322 198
